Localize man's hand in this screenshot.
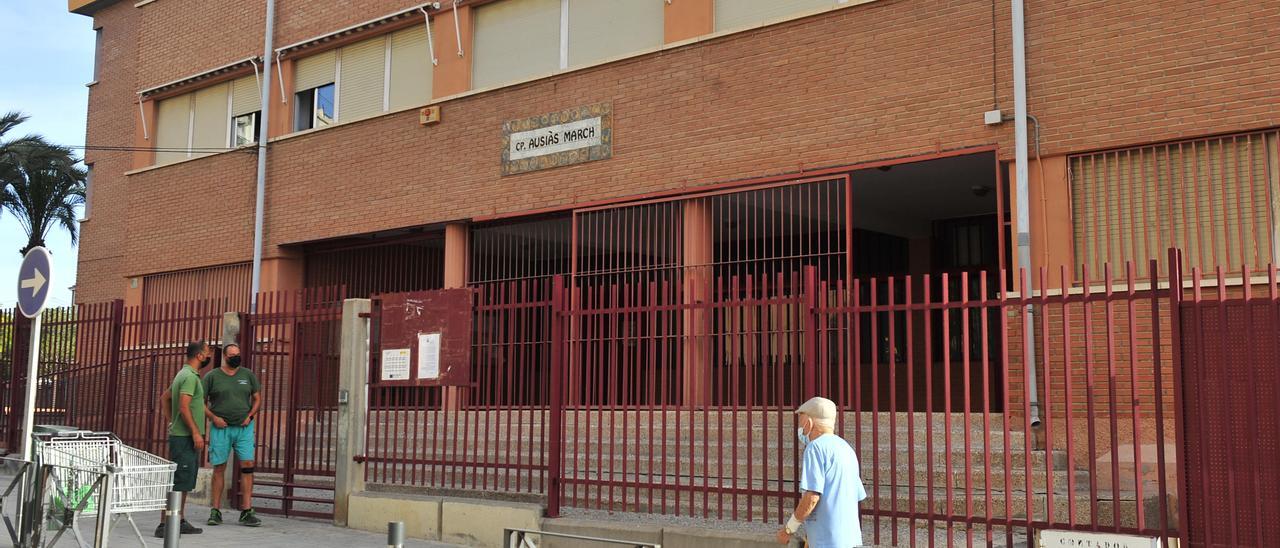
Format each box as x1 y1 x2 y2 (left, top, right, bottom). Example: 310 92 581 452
193 433 206 452
211 416 228 429
776 528 791 545
241 416 253 426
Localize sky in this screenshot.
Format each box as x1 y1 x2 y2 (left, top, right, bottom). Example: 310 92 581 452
0 1 96 309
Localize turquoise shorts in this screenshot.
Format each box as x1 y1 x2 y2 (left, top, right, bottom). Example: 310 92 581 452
208 422 256 466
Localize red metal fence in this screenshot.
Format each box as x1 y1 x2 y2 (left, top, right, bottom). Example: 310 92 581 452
244 286 346 519
1176 264 1280 547
360 251 1280 546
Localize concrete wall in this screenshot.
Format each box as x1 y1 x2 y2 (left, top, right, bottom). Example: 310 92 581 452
345 492 541 548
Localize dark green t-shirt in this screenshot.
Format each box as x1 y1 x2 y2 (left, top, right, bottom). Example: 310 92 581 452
169 364 206 437
203 367 261 426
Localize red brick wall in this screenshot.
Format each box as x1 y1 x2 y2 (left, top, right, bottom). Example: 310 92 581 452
78 2 139 304
77 0 1280 301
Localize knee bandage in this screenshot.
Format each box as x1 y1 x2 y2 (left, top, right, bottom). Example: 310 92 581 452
240 467 255 475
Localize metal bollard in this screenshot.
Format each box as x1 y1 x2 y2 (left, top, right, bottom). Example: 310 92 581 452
387 521 405 548
164 491 181 548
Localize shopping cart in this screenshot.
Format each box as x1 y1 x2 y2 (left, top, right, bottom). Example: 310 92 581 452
34 431 176 547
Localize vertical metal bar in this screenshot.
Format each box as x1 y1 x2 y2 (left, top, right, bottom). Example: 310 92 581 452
899 274 915 547
804 266 818 399
978 271 993 547
869 276 882 546
1082 267 1100 530
547 275 565 517
1147 259 1171 537
961 271 974 546
942 272 954 540
1059 266 1076 528
1242 267 1263 544
1106 264 1122 532
1214 266 1238 547
888 275 900 547
1018 268 1034 538
1037 266 1055 531
1190 265 1211 546
923 274 936 547
1125 262 1145 532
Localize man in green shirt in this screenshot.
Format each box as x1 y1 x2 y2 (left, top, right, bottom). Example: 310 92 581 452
202 343 263 527
155 341 212 538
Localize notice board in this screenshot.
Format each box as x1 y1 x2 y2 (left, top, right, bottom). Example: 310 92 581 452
371 288 473 387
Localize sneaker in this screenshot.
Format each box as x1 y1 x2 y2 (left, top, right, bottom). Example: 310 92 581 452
180 519 203 534
207 508 223 526
239 508 262 527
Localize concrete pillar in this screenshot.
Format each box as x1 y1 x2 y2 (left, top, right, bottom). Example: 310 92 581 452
442 223 468 409
333 298 371 526
221 311 241 347
682 200 713 407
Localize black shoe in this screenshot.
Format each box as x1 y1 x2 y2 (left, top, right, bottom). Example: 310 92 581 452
180 519 203 534
154 524 165 539
239 508 262 527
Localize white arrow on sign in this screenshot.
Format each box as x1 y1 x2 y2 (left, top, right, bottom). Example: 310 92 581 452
21 269 46 294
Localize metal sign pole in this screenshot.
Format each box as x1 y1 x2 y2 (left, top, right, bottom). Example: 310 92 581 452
14 246 53 547
19 314 41 462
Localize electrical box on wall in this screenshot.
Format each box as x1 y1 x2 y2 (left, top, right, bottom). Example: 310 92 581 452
419 105 441 125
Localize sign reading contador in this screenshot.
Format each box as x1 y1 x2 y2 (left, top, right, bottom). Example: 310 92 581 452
501 103 612 175
1037 530 1162 548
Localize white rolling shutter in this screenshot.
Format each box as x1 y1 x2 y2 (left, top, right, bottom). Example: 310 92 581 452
714 0 834 32
389 25 433 110
190 82 229 158
472 0 560 89
337 36 388 121
231 75 260 117
155 94 192 165
568 0 663 67
295 50 337 92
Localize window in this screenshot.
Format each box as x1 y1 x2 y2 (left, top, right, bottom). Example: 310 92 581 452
472 0 663 90
388 25 433 110
152 74 259 165
295 83 336 131
714 0 838 32
154 94 192 165
472 0 561 89
92 28 102 82
567 0 662 67
291 26 434 132
1070 131 1280 277
232 111 260 147
81 165 92 221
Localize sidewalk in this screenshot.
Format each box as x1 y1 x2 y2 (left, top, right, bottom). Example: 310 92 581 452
30 501 463 548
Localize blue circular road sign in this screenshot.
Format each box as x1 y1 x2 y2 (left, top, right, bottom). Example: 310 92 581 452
17 246 53 318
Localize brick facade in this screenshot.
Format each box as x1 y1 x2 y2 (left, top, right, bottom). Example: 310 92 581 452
75 0 1280 303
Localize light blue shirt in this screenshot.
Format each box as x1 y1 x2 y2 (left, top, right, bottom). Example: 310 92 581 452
799 434 868 548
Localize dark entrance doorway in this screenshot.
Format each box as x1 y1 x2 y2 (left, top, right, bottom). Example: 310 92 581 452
848 152 1006 412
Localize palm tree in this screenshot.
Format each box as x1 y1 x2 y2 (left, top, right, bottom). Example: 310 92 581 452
0 111 87 254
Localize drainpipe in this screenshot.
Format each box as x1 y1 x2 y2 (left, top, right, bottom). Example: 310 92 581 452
1012 0 1041 426
250 0 276 313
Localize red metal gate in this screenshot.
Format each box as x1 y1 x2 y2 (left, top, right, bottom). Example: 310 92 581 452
243 286 346 519
1175 265 1280 547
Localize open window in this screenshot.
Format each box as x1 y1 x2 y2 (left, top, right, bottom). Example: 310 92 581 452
294 83 335 131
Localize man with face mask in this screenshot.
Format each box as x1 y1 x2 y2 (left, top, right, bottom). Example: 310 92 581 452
156 341 212 538
776 396 867 547
202 343 263 527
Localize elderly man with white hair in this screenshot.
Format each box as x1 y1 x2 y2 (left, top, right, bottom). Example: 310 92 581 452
777 396 868 547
